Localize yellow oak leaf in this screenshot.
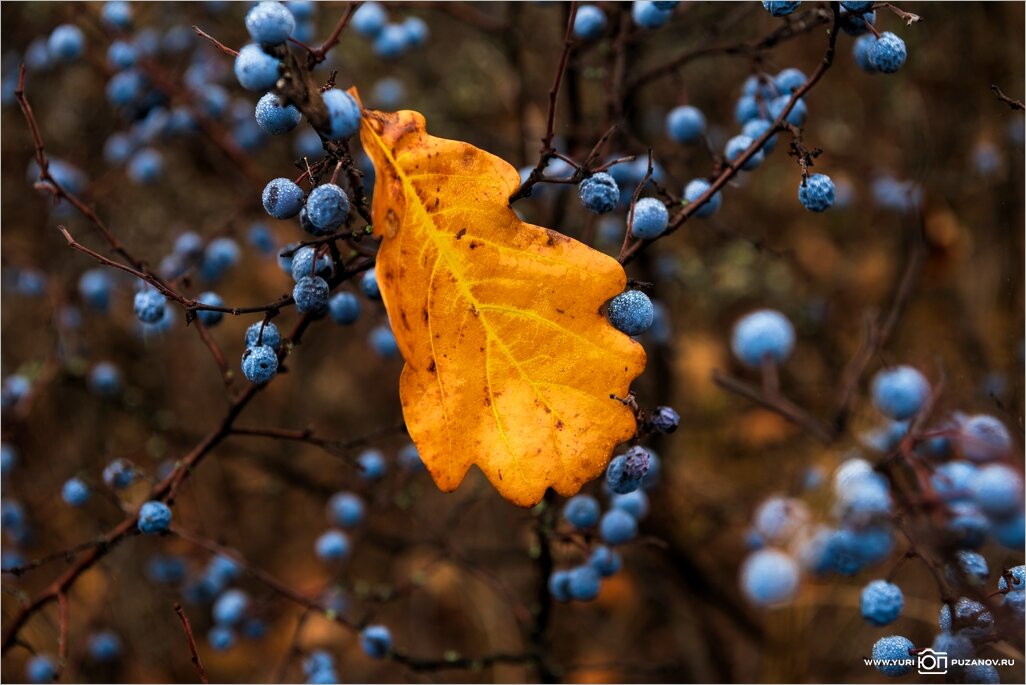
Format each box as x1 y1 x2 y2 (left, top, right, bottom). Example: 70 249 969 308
358 102 647 507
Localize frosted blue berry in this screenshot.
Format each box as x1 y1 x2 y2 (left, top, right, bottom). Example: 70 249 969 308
840 0 873 9
964 664 1000 685
947 501 988 548
611 489 649 519
315 529 350 561
369 325 399 358
290 246 332 282
797 172 835 212
957 414 1011 462
138 500 172 534
263 178 304 219
683 178 722 217
26 655 57 683
370 77 405 108
742 118 778 154
999 565 1026 592
127 148 163 184
588 546 622 576
103 458 135 489
328 292 360 325
246 220 274 252
352 2 387 38
573 5 607 40
328 491 365 528
871 365 929 420
49 24 85 61
1 501 25 530
869 32 907 74
1 444 16 475
101 1 133 29
402 17 429 47
245 321 281 351
768 94 807 126
930 460 976 502
631 1 673 29
147 554 186 584
666 105 705 143
195 291 225 327
208 625 235 651
650 406 680 433
606 290 654 336
548 570 572 602
753 496 809 544
107 40 137 70
398 443 423 471
725 134 764 171
79 269 112 311
373 24 407 58
567 565 601 601
62 477 91 507
599 508 638 545
605 454 640 495
103 132 136 164
255 92 301 135
562 494 600 529
234 44 280 91
358 449 386 480
731 309 795 367
578 172 619 214
774 68 806 94
213 589 249 626
242 345 278 384
840 6 876 36
630 198 668 239
762 1 800 17
322 89 361 140
203 237 241 281
969 464 1023 516
294 276 329 314
870 636 914 677
853 34 878 72
134 287 166 324
734 95 761 125
860 580 904 626
306 183 350 232
88 630 122 662
951 550 990 586
246 1 296 44
360 625 392 659
356 271 380 301
740 548 799 605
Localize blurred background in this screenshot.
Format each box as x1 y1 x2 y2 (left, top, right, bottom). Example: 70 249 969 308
1 1 1023 683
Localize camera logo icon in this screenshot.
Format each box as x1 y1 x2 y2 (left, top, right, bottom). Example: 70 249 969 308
917 648 948 675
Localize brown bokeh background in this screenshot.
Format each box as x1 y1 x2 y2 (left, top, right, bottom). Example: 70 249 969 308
1 2 1023 683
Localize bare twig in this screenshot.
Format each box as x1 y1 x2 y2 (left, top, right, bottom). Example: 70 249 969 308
191 25 238 56
991 84 1025 111
173 603 209 684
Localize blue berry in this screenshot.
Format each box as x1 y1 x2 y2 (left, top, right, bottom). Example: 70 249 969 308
605 454 640 495
740 120 777 156
242 345 278 384
359 269 381 299
290 246 333 282
303 650 336 679
26 655 57 683
631 1 673 29
360 625 392 659
328 491 365 528
103 132 135 164
606 290 654 336
1 375 31 408
964 664 1000 685
588 546 622 576
147 554 187 584
203 237 241 281
248 222 275 254
930 460 976 502
255 92 301 134
107 40 137 70
683 178 722 217
630 198 668 239
947 501 988 549
870 636 914 677
234 44 280 91
548 570 572 602
768 94 807 127
49 24 85 61
731 309 795 367
869 32 907 74
79 269 112 311
242 618 267 639
213 589 249 625
860 580 904 626
401 17 428 47
246 321 281 351
101 1 133 29
753 496 809 544
262 178 304 219
315 529 350 561
969 464 1023 516
321 89 361 140
294 128 325 159
573 5 607 40
839 6 876 36
567 565 601 601
998 565 1025 592
246 1 296 44
88 360 121 397
1 444 16 475
328 292 360 325
306 184 350 232
294 276 329 314
952 550 990 586
358 449 386 480
370 77 405 108
578 172 619 214
398 443 423 471
762 1 801 17
740 548 799 605
797 172 836 212
611 490 648 519
369 325 399 358
352 2 387 38
932 632 974 661
774 68 807 94
196 291 225 327
957 414 1011 462
134 287 167 324
853 34 878 73
1 501 25 530
840 0 873 9
734 95 761 125
138 500 172 534
725 134 764 171
666 105 705 143
103 458 135 489
62 477 91 507
871 365 929 420
88 630 122 662
599 509 638 545
650 405 680 433
562 494 600 529
208 625 236 651
127 148 163 183
207 554 242 585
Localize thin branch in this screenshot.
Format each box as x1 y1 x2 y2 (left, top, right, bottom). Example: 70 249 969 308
991 84 1025 111
173 603 209 684
309 3 360 66
191 25 238 56
712 370 835 443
